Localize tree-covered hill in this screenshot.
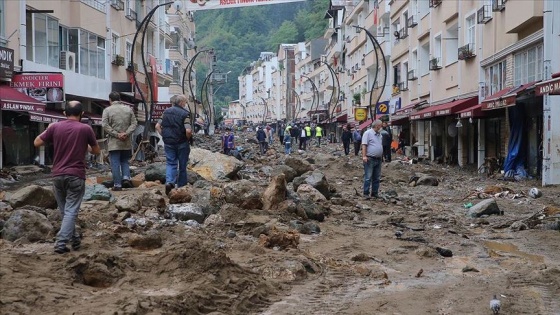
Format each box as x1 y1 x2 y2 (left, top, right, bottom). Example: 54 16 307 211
193 0 329 107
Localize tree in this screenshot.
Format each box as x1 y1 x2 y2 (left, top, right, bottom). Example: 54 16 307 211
267 21 299 51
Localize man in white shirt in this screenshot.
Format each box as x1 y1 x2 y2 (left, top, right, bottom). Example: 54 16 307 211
361 119 384 199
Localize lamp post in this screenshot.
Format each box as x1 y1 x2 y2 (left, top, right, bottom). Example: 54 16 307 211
352 25 388 121
291 89 302 121
131 0 182 141
300 75 319 122
321 60 341 126
260 97 268 125
181 48 214 126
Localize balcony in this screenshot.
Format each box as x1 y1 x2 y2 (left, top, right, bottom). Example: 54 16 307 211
407 69 418 81
126 8 137 21
429 0 442 8
110 0 124 11
111 54 125 66
429 58 442 71
398 81 408 92
407 16 417 28
477 5 492 24
80 0 106 12
458 43 476 60
397 27 408 39
492 0 506 12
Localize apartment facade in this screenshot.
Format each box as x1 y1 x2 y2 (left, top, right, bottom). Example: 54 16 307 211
0 0 197 168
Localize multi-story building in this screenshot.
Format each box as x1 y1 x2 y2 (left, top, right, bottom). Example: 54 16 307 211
0 0 196 168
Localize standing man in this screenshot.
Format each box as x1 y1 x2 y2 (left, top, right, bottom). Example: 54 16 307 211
278 123 285 145
284 123 292 155
155 94 193 195
256 126 267 154
34 101 101 254
352 127 362 156
222 127 235 155
361 120 384 200
299 124 307 150
341 124 352 155
102 92 137 191
381 121 393 162
315 124 323 147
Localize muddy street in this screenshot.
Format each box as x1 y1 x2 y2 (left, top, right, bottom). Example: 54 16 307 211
1 132 559 315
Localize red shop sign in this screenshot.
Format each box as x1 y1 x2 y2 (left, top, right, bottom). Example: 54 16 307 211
9 73 65 103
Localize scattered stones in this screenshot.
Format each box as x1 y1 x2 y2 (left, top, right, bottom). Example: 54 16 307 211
83 184 112 201
7 185 57 209
462 265 480 273
223 180 263 210
297 184 327 202
2 209 53 242
167 203 205 223
258 227 299 249
435 247 453 257
189 148 244 180
270 165 297 183
510 221 529 231
115 195 142 213
168 186 193 204
144 164 166 183
185 220 201 228
205 214 225 226
289 220 321 235
284 156 313 176
226 230 236 238
127 231 163 250
140 189 166 208
467 199 502 218
262 174 287 210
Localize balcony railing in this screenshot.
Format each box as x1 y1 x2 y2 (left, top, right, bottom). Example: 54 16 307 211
477 5 492 24
407 16 417 28
165 22 171 34
80 0 106 12
407 69 418 81
429 57 442 71
429 0 442 8
398 27 408 39
492 0 506 12
398 81 408 91
458 43 476 60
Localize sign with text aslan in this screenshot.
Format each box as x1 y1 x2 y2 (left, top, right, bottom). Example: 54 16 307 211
186 0 306 11
0 47 14 81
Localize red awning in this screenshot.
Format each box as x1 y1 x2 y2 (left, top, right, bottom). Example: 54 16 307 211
457 104 485 118
390 115 409 126
481 82 537 110
28 110 66 124
0 86 46 112
410 97 478 120
535 76 560 96
393 100 427 116
336 113 347 123
358 119 372 130
83 112 102 126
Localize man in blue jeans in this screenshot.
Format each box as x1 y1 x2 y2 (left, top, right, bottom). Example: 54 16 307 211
34 101 101 254
102 91 138 191
155 94 193 195
361 119 384 200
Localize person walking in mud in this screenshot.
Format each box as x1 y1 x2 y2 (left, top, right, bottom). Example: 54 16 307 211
102 91 138 191
381 121 392 162
352 126 362 156
34 101 101 254
222 127 235 155
341 124 352 155
155 94 193 195
361 119 384 200
315 124 323 147
284 123 292 155
256 126 267 154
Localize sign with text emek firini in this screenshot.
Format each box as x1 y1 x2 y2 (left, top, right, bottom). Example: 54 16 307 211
185 0 307 11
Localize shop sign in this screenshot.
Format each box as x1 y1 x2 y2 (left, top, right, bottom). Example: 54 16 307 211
459 111 473 118
29 113 61 124
186 0 306 11
435 109 451 116
1 102 45 112
354 107 368 121
9 73 64 103
376 101 389 115
151 103 171 120
481 95 516 110
0 47 14 81
535 77 560 96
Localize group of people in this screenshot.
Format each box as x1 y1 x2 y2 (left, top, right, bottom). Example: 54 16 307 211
34 93 194 254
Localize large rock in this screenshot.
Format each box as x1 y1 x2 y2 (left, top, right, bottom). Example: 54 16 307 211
296 199 326 222
115 195 142 213
189 148 244 181
127 231 163 250
262 174 287 210
2 209 53 242
467 198 502 218
297 184 327 202
304 171 331 199
140 190 166 208
168 187 193 204
284 156 313 176
415 175 439 186
7 185 57 209
191 186 224 215
83 184 112 201
270 165 297 183
223 180 263 210
145 164 166 183
167 203 205 223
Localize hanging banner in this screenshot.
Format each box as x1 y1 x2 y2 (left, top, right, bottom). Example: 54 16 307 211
10 73 64 103
376 101 389 115
354 107 368 121
186 0 307 11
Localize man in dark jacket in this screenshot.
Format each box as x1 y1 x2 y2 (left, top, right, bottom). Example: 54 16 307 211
256 126 267 154
341 124 352 155
381 121 392 162
155 94 192 194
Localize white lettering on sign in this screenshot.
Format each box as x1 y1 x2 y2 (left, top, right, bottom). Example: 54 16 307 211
423 112 433 118
436 109 451 116
1 102 44 112
29 114 60 124
460 111 472 118
0 49 13 62
537 80 560 95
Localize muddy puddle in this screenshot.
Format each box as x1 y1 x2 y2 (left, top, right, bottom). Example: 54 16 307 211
484 240 545 263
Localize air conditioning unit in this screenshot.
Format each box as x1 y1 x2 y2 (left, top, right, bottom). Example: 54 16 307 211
60 51 76 72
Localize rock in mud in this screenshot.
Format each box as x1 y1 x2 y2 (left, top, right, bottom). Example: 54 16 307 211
258 227 299 249
205 214 225 226
261 260 308 282
415 175 439 186
462 265 480 273
128 231 163 249
189 148 244 180
284 156 313 176
167 203 205 223
262 174 287 210
83 184 112 201
387 247 409 255
187 170 202 185
145 164 166 183
415 246 438 258
510 221 529 231
289 220 321 235
351 253 372 262
297 184 327 202
270 165 297 183
168 186 193 204
115 195 141 213
223 180 263 210
140 189 166 208
304 171 331 199
435 247 453 257
296 199 326 222
7 184 57 209
2 209 53 242
68 254 124 288
467 198 502 218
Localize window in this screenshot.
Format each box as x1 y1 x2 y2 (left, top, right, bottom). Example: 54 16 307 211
0 0 5 44
418 0 430 18
112 33 120 58
403 11 409 27
485 60 506 96
434 34 442 63
126 40 132 67
60 29 105 78
514 44 543 86
411 50 418 71
466 14 476 50
419 42 430 76
445 23 459 65
403 62 409 82
26 13 60 67
394 63 401 85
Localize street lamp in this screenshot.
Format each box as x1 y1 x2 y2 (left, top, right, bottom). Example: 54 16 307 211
181 48 214 126
260 97 268 124
291 89 302 121
321 60 341 126
352 25 388 121
300 74 319 122
131 0 183 141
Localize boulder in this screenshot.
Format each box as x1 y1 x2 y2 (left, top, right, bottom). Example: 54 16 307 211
304 171 331 199
262 174 287 210
83 184 112 201
167 203 205 223
2 209 53 242
187 170 202 185
297 184 327 202
270 165 297 183
115 195 142 213
127 231 163 250
289 220 321 235
223 180 263 210
7 185 57 209
189 148 244 180
467 198 502 218
191 186 224 215
415 175 439 186
145 164 166 183
140 189 166 208
168 187 193 204
296 199 326 222
284 156 313 176
311 153 336 165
